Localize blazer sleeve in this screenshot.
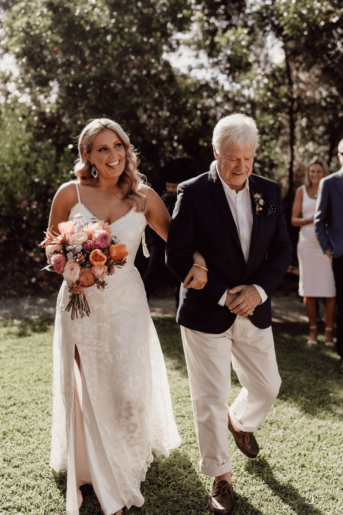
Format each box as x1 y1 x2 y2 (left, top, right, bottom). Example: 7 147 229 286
251 185 292 297
314 178 330 253
166 183 229 305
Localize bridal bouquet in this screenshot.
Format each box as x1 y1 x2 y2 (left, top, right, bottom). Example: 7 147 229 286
40 213 128 320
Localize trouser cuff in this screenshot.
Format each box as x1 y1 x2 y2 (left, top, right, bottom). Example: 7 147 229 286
229 408 258 433
200 457 232 477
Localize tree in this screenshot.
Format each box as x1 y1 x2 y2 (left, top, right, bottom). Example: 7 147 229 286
1 0 226 186
0 0 229 292
189 0 343 198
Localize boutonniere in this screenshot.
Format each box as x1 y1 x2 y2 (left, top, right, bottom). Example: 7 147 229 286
253 192 265 215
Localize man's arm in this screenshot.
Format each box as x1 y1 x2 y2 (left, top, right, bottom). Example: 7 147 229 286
166 183 229 305
314 178 330 254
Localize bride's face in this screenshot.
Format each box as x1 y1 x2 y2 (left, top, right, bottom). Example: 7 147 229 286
86 129 126 180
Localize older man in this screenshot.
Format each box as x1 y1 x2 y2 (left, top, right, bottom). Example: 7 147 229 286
315 139 343 374
166 114 292 514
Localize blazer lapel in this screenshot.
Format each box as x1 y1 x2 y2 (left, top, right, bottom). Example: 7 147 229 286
247 175 262 265
208 169 245 259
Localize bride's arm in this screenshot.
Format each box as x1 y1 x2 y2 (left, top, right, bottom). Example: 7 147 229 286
142 186 208 289
48 183 78 233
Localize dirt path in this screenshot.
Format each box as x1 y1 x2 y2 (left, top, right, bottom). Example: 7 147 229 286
0 292 307 323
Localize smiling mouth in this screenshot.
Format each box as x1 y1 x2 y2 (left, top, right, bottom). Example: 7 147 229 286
106 160 120 169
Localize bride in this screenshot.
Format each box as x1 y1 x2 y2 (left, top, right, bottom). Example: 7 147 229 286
48 118 208 515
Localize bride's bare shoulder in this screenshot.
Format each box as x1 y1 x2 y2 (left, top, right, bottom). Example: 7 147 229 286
53 180 79 208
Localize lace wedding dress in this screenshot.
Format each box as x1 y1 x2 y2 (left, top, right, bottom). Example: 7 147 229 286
50 183 181 515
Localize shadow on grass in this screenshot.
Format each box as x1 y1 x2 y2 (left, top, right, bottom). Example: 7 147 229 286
2 318 54 338
154 318 343 419
246 457 324 515
272 322 342 418
154 318 188 376
52 470 67 497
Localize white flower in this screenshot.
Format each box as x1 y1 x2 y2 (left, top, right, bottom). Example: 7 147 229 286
69 232 88 246
72 213 87 232
75 245 83 253
67 251 74 261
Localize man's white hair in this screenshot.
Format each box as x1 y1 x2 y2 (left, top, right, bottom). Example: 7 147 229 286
212 113 259 153
338 139 343 154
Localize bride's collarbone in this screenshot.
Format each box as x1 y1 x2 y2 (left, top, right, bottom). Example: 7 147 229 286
81 199 132 224
77 184 132 223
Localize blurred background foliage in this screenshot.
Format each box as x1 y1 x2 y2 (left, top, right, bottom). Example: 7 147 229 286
0 0 343 294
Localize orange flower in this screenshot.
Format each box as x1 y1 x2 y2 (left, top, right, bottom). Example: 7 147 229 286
78 269 96 288
89 249 107 266
109 244 128 260
58 220 74 237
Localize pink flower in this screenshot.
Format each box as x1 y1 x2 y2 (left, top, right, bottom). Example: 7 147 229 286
91 265 108 279
92 231 110 248
63 261 80 283
69 231 88 246
84 240 97 251
52 253 66 274
58 221 74 238
46 244 62 259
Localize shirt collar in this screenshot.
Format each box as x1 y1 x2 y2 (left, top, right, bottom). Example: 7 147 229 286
216 168 249 197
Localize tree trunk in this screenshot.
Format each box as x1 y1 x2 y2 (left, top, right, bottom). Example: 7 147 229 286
328 133 335 170
285 52 295 204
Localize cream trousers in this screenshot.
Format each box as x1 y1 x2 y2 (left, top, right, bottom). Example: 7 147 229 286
181 316 281 477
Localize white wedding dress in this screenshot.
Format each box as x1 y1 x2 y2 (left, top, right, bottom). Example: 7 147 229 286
50 183 181 515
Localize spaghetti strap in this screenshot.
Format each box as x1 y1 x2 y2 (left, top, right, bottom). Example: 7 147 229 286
74 182 81 204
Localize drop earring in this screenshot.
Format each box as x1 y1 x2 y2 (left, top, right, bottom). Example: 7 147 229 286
91 164 98 178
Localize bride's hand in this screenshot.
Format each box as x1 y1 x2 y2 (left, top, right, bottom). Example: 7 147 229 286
183 265 208 289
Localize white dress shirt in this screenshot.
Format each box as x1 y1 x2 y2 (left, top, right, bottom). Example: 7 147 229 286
217 172 268 306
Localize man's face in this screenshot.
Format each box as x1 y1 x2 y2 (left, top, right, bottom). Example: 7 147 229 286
338 152 343 168
213 140 255 192
165 182 179 196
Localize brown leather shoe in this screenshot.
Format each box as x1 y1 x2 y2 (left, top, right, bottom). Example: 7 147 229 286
228 413 259 458
208 480 234 514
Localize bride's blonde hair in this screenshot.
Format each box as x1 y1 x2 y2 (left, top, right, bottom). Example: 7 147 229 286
73 118 147 212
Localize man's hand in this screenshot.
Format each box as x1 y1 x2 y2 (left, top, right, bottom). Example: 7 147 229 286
325 250 333 261
224 291 240 308
226 285 262 317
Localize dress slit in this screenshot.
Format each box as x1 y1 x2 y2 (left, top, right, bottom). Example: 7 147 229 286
69 353 125 515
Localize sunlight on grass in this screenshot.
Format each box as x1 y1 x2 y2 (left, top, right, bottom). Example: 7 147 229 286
0 319 342 514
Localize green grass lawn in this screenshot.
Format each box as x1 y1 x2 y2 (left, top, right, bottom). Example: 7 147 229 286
0 318 342 515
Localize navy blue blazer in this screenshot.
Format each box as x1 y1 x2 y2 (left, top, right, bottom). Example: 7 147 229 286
166 170 292 334
314 168 343 259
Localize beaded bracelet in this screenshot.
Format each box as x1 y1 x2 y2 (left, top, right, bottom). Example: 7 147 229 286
193 263 209 272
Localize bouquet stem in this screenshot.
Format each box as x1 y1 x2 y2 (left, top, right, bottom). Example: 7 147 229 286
65 293 91 320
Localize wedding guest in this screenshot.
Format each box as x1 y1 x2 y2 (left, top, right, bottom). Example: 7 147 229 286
291 156 336 347
315 141 343 373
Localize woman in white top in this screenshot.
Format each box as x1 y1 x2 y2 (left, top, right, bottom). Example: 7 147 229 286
291 156 336 347
48 118 208 515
